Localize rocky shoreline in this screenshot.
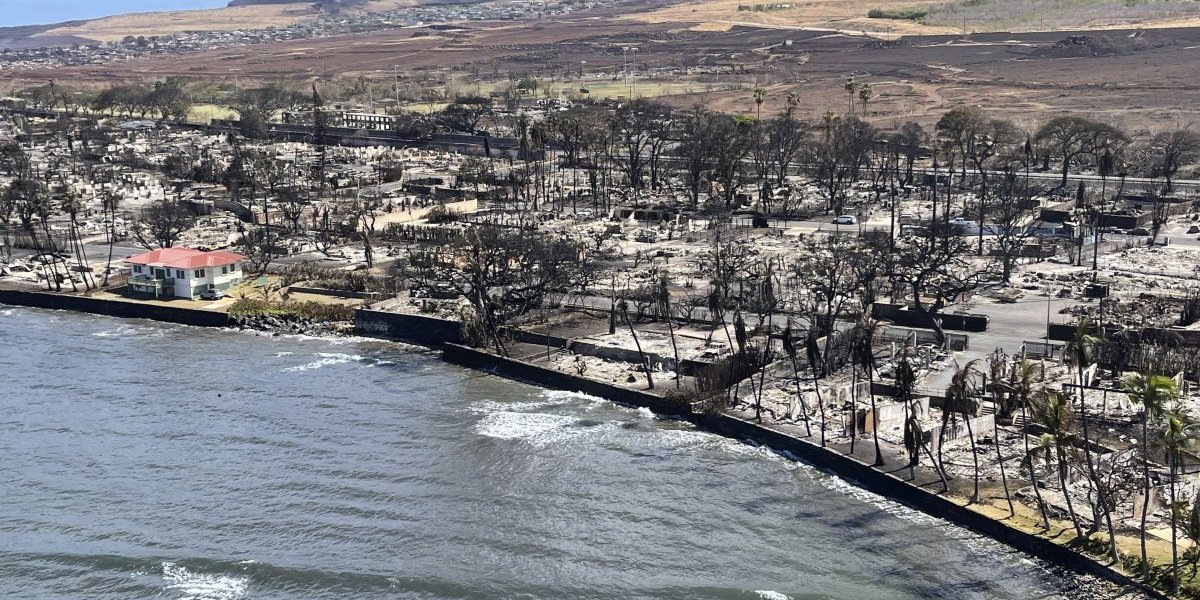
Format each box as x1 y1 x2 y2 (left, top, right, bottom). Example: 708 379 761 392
229 312 355 337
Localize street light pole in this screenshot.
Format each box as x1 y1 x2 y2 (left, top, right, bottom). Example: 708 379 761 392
622 47 639 99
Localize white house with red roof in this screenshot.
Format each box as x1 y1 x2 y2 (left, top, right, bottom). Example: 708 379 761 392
125 247 245 299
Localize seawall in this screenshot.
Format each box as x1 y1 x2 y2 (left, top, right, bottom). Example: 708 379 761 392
354 308 464 347
0 289 230 327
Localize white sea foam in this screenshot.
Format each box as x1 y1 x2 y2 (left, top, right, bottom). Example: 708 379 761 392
543 389 604 403
815 472 942 527
284 352 369 372
474 410 582 446
160 561 247 600
470 389 606 414
754 591 791 600
93 324 167 338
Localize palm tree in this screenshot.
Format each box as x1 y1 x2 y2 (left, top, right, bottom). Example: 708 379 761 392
806 329 828 447
58 187 85 292
1123 372 1179 577
781 325 813 437
852 317 884 465
1160 408 1195 595
619 300 654 390
987 350 1015 518
943 360 982 502
1032 391 1084 540
894 350 920 478
1011 357 1050 529
655 273 681 389
858 82 873 117
753 85 768 213
844 77 858 115
101 188 120 287
1068 319 1118 561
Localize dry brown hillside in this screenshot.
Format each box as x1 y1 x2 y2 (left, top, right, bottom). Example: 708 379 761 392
32 0 420 43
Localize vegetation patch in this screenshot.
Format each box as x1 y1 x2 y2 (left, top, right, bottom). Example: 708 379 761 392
736 3 794 12
867 8 928 21
228 297 356 322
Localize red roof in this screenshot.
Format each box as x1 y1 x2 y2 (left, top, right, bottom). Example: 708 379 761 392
125 248 245 270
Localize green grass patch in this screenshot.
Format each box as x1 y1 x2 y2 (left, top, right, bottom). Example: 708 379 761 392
867 8 928 20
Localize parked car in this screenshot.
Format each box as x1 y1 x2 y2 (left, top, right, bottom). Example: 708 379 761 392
1129 227 1152 236
833 215 857 225
199 289 227 300
1099 226 1127 235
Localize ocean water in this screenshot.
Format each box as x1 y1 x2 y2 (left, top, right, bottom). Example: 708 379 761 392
0 306 1121 599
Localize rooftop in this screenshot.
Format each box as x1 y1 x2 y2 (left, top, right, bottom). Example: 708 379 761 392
125 247 244 270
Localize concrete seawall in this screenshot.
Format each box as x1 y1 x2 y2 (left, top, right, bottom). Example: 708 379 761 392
0 289 230 327
442 343 685 415
354 308 464 347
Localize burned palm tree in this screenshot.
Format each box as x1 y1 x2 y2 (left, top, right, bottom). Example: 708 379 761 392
894 350 921 479
943 360 982 501
619 299 654 390
781 325 812 437
987 349 1015 518
806 329 828 447
1011 356 1051 530
851 317 884 466
656 273 681 389
1067 319 1118 562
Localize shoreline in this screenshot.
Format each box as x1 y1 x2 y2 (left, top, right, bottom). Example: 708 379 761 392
0 293 1167 599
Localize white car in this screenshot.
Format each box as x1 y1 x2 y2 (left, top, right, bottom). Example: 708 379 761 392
833 215 857 225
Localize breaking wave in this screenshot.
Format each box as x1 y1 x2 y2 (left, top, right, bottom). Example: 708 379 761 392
161 561 248 600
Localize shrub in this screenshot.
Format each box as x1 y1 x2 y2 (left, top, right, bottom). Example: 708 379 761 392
867 8 927 20
228 298 356 323
425 204 461 224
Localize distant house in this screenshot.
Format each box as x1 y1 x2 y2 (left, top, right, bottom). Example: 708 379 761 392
126 247 245 299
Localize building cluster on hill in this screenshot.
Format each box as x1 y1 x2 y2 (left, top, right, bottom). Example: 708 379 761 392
0 0 612 70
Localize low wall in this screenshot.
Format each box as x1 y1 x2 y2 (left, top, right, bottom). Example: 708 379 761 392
872 304 988 333
0 288 229 327
287 286 376 300
567 340 708 376
354 308 463 347
441 343 688 416
505 328 570 350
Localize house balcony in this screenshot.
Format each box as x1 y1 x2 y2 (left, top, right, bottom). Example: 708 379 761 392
128 276 176 297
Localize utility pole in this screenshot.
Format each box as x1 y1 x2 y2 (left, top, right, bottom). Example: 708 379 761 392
393 64 400 108
623 46 638 99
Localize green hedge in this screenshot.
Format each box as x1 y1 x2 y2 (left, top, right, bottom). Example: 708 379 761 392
867 8 927 20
